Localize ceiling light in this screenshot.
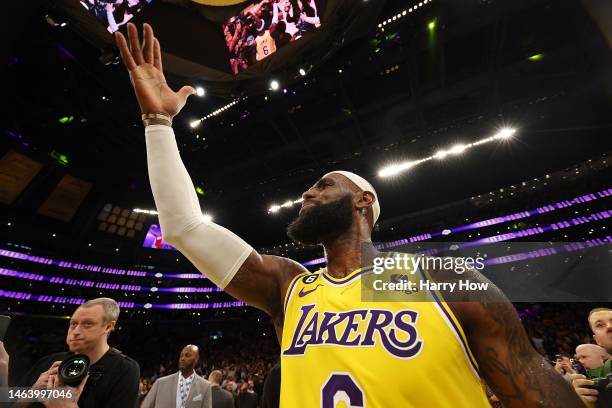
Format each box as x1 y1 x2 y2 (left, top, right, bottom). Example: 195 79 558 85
495 128 516 139
270 80 280 91
195 87 206 97
448 144 468 155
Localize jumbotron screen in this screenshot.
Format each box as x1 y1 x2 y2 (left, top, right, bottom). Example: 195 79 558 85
223 0 322 75
79 0 154 33
142 224 176 251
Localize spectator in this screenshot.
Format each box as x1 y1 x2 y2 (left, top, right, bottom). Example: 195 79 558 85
225 380 239 407
0 341 9 387
589 308 612 354
209 370 234 408
554 354 576 381
571 308 612 408
261 363 280 408
238 380 258 408
142 344 211 408
17 298 140 408
575 344 610 370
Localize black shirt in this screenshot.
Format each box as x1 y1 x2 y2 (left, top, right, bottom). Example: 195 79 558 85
211 385 235 408
261 363 280 408
238 390 258 408
18 347 140 408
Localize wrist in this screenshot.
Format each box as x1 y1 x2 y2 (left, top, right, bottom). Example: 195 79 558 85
143 118 172 127
142 112 172 127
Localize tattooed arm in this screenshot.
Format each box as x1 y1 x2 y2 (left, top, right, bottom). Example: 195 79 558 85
448 271 584 408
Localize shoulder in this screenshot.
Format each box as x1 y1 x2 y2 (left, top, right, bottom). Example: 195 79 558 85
107 348 140 374
195 376 210 387
157 373 177 384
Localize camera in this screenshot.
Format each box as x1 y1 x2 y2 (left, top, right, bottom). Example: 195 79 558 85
58 354 90 387
585 374 612 408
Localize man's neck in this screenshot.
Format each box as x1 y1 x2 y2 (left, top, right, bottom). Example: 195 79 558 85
84 342 110 365
323 230 378 279
180 368 194 378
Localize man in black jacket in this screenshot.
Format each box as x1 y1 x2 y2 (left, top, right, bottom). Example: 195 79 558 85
17 298 140 408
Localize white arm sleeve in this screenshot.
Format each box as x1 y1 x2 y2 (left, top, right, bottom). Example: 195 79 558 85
145 125 253 289
272 3 279 25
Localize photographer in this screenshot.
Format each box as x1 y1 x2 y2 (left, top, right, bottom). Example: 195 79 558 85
1 340 9 387
571 308 612 408
16 298 140 408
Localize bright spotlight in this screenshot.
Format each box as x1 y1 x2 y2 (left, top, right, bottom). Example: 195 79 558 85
299 68 306 76
449 144 468 155
378 162 414 177
189 120 201 128
281 200 294 208
270 80 280 91
202 213 213 223
495 128 516 139
269 205 281 213
434 150 448 160
195 87 206 97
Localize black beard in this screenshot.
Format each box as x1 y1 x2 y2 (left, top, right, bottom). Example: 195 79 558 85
287 195 354 245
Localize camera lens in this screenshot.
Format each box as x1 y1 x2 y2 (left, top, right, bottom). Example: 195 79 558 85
59 354 90 387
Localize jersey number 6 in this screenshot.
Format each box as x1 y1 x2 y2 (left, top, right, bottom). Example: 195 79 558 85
321 373 365 408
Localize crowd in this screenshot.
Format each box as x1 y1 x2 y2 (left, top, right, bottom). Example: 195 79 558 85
4 299 610 407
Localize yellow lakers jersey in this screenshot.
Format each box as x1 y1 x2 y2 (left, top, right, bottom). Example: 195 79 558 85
280 261 490 407
256 31 276 61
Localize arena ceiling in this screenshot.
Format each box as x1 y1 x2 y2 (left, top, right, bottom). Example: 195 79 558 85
3 0 612 247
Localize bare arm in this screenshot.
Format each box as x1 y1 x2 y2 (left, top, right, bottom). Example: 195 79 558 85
226 253 307 317
447 271 584 408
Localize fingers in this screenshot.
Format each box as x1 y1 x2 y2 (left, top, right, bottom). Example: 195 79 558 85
115 32 137 71
143 23 154 65
49 361 62 374
127 23 145 65
153 38 163 72
177 86 196 104
47 373 58 389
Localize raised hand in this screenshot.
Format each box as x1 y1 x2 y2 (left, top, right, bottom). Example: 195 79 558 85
114 23 194 117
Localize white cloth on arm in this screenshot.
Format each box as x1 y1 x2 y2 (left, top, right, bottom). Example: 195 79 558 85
145 125 252 289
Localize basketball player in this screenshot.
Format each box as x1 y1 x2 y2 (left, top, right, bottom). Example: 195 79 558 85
115 23 584 407
255 28 277 61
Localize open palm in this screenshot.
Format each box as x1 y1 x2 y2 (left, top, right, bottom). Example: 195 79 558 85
115 23 194 117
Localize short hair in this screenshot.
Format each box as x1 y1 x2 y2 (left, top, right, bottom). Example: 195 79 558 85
209 370 223 385
80 297 120 324
588 307 612 320
588 307 611 324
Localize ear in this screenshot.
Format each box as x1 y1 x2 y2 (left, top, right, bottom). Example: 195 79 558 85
107 320 116 333
355 191 375 211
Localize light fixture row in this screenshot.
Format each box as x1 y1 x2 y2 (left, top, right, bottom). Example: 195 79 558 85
378 0 432 29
